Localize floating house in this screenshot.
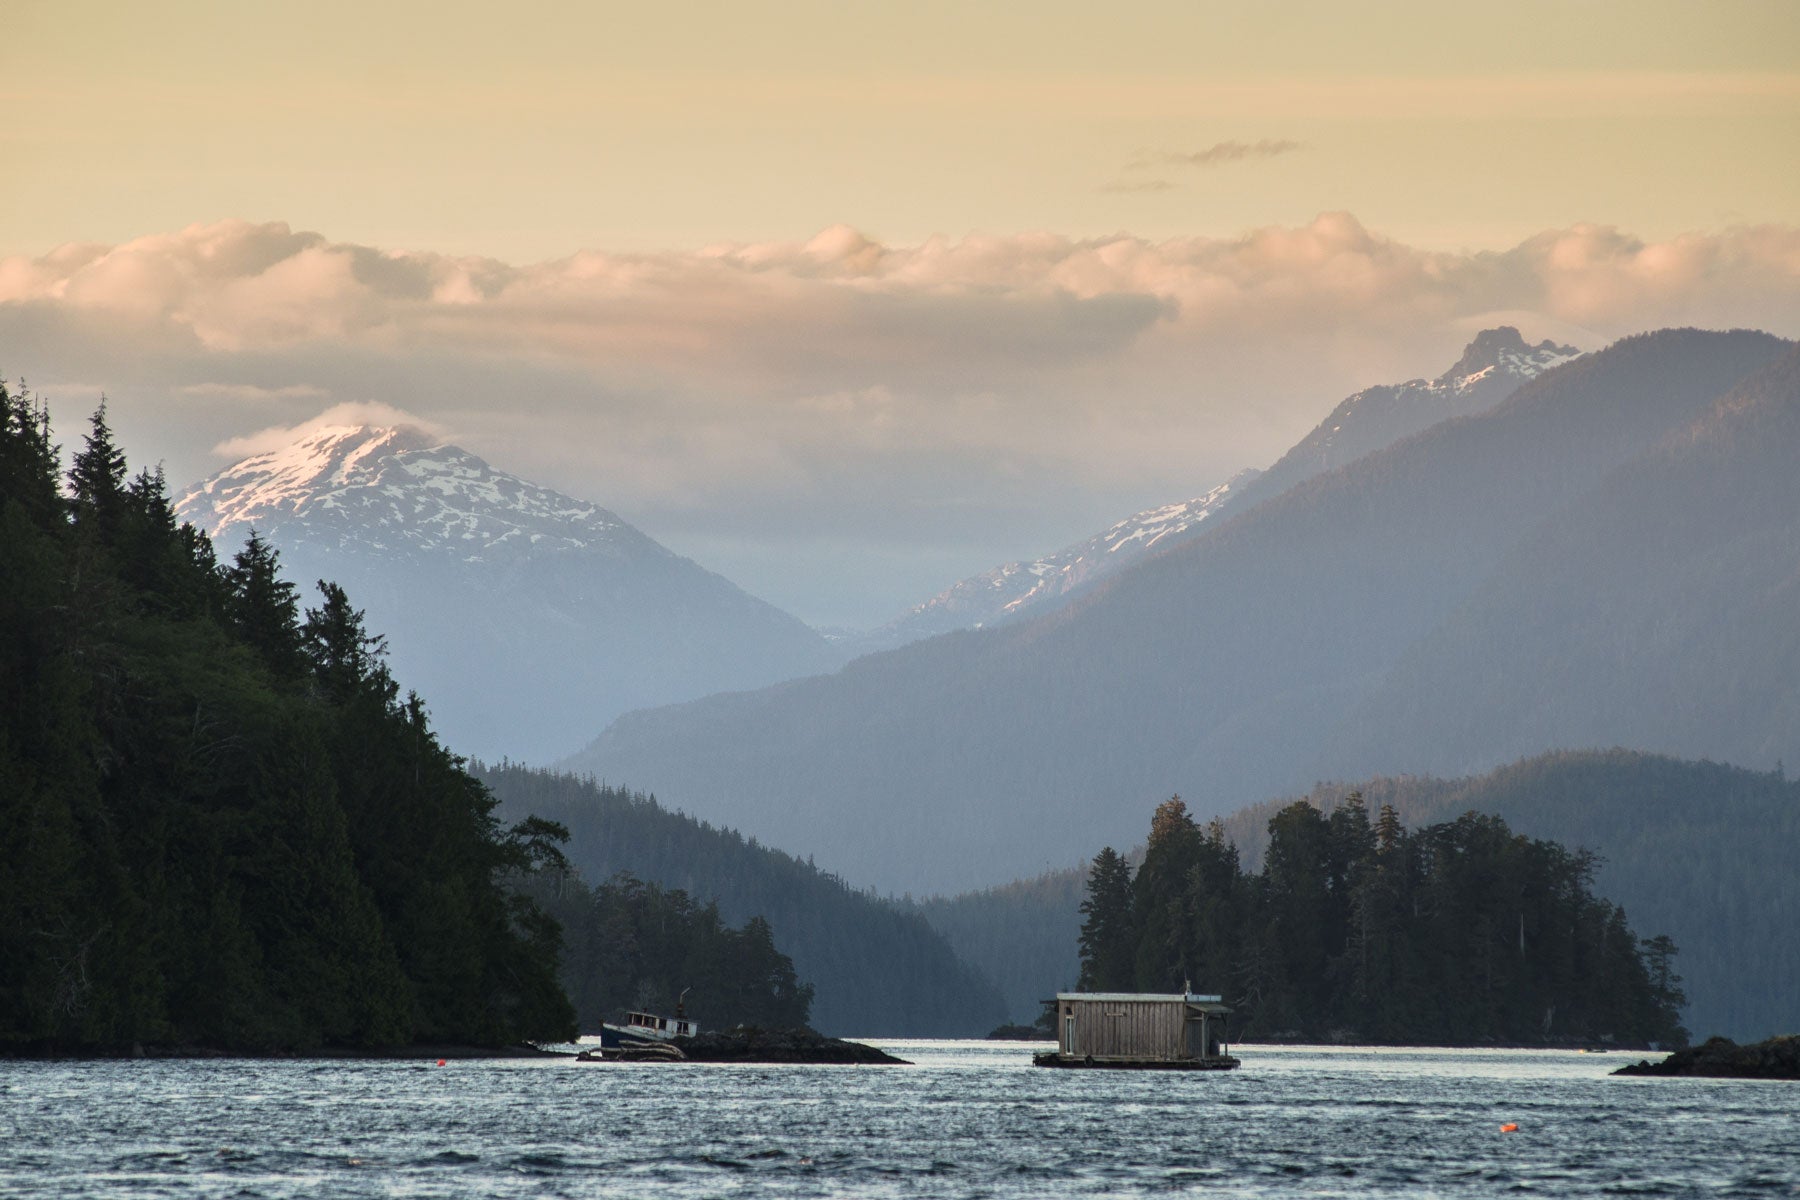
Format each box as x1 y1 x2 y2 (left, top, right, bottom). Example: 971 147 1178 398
1033 992 1240 1070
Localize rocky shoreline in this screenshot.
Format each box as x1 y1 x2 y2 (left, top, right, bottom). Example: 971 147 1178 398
1614 1035 1800 1079
673 1027 909 1064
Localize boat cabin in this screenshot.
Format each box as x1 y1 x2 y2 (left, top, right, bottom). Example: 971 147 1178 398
623 1010 700 1040
1035 991 1238 1070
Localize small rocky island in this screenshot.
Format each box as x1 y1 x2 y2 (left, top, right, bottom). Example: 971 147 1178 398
577 1027 909 1065
676 1027 909 1064
1614 1035 1800 1079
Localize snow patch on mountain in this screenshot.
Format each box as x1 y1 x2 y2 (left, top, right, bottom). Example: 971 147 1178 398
177 424 651 566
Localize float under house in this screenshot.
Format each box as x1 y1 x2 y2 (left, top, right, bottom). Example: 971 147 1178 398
1034 992 1241 1070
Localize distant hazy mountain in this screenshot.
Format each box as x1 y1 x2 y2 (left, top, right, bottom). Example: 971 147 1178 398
176 425 836 762
1226 325 1580 511
1315 339 1800 780
850 326 1578 654
565 328 1792 894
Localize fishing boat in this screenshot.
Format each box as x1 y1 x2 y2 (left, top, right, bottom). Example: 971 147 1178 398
597 990 699 1048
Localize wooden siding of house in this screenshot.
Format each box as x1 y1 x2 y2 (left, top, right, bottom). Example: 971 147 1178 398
1061 998 1189 1061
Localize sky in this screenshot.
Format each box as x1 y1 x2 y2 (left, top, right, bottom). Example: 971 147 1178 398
4 1 1800 627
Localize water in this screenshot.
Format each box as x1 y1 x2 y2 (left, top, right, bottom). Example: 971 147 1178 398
3 1040 1795 1197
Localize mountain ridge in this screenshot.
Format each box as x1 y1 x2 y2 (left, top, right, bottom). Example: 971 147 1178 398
566 327 1793 894
849 326 1579 653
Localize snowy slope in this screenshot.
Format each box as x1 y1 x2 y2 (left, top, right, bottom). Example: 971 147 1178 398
178 425 653 565
1235 326 1581 507
853 327 1580 654
177 425 835 763
849 471 1259 651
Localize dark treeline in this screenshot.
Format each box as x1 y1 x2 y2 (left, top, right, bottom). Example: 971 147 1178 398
0 388 573 1052
1078 795 1688 1047
479 764 1008 1036
512 867 814 1032
1216 751 1800 1041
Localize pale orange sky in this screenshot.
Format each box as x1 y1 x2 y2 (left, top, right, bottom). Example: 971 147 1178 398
4 0 1797 260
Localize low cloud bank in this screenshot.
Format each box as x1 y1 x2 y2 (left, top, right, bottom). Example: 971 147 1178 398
5 214 1798 624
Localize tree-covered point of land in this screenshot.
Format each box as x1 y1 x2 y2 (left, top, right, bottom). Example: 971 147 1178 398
511 867 815 1032
0 386 575 1053
1076 795 1687 1048
479 764 1009 1036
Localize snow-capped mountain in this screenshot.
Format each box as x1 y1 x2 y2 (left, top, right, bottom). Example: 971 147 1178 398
1231 325 1581 509
851 327 1580 654
177 425 836 763
181 425 651 564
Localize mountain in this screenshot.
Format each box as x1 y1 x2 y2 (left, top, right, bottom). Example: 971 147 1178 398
851 326 1578 653
564 328 1793 894
1315 343 1800 780
1226 325 1580 511
176 425 836 762
846 472 1257 654
478 764 1008 1036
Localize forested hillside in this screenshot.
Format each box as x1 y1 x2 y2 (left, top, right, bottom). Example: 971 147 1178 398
511 867 816 1033
479 765 1008 1036
1316 345 1800 781
1077 797 1688 1047
913 871 1085 1024
0 389 573 1053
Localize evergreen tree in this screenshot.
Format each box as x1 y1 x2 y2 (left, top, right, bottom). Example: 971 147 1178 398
67 400 128 540
1132 796 1202 989
224 531 307 681
1076 847 1135 990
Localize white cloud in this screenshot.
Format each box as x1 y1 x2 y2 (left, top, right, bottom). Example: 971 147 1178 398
5 214 1798 626
210 402 448 460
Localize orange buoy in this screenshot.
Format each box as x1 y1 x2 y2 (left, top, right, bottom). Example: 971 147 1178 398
437 1058 447 1066
1500 1123 1519 1133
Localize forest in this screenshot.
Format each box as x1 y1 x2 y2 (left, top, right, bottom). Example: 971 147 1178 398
512 867 815 1032
480 764 1008 1035
0 387 582 1052
1077 795 1689 1047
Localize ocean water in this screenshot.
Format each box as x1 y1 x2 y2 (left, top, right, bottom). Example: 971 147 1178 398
2 1040 1795 1197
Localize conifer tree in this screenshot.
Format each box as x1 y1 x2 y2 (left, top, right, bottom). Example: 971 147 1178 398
68 400 128 540
224 531 306 680
1076 847 1135 990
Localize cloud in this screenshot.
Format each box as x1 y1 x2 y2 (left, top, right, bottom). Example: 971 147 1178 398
210 402 448 460
1130 139 1303 170
178 382 330 403
1101 179 1178 194
4 214 1799 625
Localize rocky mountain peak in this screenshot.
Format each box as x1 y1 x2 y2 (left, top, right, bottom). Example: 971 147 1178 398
1442 327 1582 388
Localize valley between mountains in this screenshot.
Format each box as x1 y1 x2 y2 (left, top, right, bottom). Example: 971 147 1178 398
167 324 1800 1040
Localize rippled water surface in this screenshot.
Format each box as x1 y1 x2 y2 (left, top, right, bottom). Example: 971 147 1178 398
4 1041 1796 1197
